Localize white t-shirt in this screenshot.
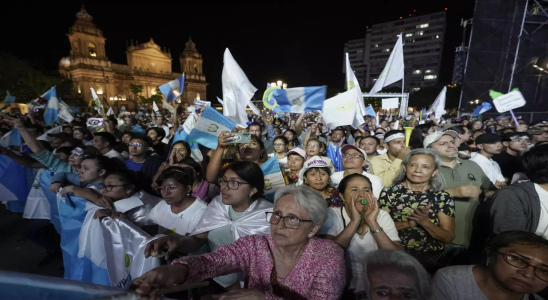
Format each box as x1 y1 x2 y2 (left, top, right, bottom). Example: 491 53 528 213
268 153 288 170
469 153 505 184
104 149 124 161
319 207 400 292
147 198 208 236
534 184 548 239
330 171 384 199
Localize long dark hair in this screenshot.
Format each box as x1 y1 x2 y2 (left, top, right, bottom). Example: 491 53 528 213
82 155 127 177
220 161 264 201
337 173 373 195
169 141 191 162
107 169 143 193
177 158 204 181
409 124 432 150
156 166 195 188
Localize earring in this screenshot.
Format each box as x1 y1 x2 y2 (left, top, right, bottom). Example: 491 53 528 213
307 234 313 239
485 257 491 266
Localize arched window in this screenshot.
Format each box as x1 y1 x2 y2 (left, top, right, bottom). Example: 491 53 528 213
193 63 198 73
88 42 97 57
196 93 200 100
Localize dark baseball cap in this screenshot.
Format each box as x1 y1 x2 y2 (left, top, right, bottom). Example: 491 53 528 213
475 133 502 144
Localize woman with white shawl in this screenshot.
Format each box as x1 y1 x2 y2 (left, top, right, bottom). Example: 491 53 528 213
145 161 273 288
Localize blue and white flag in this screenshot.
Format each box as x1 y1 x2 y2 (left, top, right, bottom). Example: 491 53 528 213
170 112 203 161
0 129 22 147
189 106 235 150
365 105 376 117
3 90 15 106
473 102 493 116
159 74 185 103
260 156 286 202
0 155 33 203
271 87 326 113
42 86 60 125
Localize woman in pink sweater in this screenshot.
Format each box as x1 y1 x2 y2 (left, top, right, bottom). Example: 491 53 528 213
131 185 346 300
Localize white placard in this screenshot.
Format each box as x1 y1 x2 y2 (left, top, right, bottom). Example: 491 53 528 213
194 99 211 106
493 91 526 113
382 98 399 109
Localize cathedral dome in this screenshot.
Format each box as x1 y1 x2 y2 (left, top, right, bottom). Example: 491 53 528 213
76 5 93 21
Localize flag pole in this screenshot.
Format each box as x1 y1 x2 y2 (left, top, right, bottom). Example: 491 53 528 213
401 34 405 117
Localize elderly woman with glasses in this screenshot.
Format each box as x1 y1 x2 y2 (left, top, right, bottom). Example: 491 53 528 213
432 231 548 299
379 148 455 273
143 161 273 288
131 185 345 300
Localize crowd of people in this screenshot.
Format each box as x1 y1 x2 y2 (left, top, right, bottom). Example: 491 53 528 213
2 104 548 300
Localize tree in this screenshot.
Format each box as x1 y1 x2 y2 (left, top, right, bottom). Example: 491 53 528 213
0 52 71 102
128 83 144 105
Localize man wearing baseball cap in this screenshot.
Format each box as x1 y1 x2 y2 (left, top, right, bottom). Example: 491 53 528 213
329 145 384 199
493 132 530 181
469 133 505 187
369 130 410 187
425 130 496 251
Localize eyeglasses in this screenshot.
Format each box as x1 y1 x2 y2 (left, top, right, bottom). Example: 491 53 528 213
273 143 286 147
496 251 548 282
511 138 531 144
239 143 259 149
342 153 364 159
155 185 180 194
218 178 249 190
101 184 128 192
306 145 319 149
128 142 143 147
266 212 313 229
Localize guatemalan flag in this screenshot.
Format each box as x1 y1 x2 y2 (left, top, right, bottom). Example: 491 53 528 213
189 106 236 150
365 105 376 117
260 156 286 202
42 86 60 125
170 111 203 162
0 155 34 214
3 90 15 107
271 87 326 113
159 74 185 103
0 129 22 147
473 102 493 116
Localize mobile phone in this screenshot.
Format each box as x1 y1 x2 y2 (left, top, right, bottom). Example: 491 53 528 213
224 132 251 144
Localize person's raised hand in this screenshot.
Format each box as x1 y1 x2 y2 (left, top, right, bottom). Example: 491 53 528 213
144 235 183 260
408 204 432 227
218 131 234 148
396 147 411 160
348 192 363 224
362 193 380 226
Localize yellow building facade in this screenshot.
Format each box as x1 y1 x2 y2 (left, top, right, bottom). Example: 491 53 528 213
59 6 207 112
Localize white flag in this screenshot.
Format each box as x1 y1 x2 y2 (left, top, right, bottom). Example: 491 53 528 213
162 101 175 114
368 35 404 95
322 88 363 129
152 101 160 115
346 53 366 117
106 107 114 116
399 96 408 117
425 87 447 122
58 108 74 122
222 48 257 126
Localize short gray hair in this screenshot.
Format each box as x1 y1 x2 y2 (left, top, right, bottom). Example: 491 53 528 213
363 249 431 299
273 185 327 226
392 148 445 192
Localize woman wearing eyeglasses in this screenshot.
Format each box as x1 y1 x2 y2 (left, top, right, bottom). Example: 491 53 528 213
268 136 289 170
146 167 207 236
131 185 345 300
143 161 273 289
432 231 548 300
124 135 163 195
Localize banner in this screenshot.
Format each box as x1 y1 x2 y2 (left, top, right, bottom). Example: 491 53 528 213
193 99 211 106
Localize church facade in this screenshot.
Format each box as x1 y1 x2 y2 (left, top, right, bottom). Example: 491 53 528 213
59 6 207 112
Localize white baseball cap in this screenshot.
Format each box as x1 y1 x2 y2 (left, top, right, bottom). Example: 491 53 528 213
423 131 458 148
298 156 336 180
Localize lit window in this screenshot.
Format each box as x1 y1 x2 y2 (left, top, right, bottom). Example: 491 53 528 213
385 48 391 52
373 78 378 82
413 70 422 74
417 31 424 36
196 93 200 100
417 23 429 28
435 35 440 38
151 89 156 95
77 85 81 94
413 88 421 92
374 44 379 47
425 70 432 73
405 33 414 37
424 75 437 80
88 43 97 57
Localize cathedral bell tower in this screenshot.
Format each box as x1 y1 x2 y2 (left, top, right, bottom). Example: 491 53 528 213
179 37 207 104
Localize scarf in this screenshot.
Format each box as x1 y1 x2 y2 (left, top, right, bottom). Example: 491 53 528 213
190 194 273 241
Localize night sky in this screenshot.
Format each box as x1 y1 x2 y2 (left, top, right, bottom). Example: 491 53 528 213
1 1 475 102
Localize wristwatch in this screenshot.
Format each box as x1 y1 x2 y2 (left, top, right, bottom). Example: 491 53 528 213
371 227 384 234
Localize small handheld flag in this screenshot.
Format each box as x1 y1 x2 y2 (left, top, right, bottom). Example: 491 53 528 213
472 102 493 116
159 74 185 103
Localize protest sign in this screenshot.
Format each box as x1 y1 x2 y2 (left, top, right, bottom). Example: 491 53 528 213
492 91 526 113
193 99 211 106
382 98 399 109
